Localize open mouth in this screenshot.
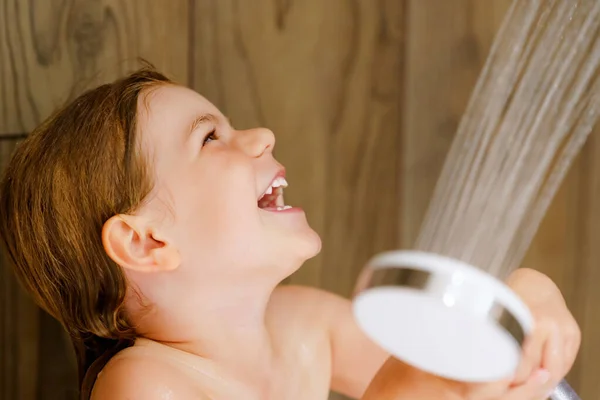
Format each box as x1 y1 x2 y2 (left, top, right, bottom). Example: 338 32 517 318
258 176 291 211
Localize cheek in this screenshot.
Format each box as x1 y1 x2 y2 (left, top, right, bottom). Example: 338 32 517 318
171 201 266 270
172 163 264 247
201 153 259 211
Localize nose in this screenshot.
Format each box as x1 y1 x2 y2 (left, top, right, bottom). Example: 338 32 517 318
233 127 275 157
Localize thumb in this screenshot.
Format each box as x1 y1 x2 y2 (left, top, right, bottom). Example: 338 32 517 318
503 369 552 400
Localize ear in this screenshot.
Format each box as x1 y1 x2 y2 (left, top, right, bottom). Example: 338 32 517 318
102 214 181 273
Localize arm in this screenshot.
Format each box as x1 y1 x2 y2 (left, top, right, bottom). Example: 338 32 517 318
360 357 464 400
362 356 557 400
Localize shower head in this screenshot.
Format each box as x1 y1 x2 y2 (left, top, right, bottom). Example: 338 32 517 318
351 250 580 399
352 250 532 382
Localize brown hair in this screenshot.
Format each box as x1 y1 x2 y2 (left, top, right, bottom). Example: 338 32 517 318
0 65 171 398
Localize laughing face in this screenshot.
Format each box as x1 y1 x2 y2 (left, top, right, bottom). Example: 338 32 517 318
131 84 321 287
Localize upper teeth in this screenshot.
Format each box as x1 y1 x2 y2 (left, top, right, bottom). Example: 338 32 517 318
264 177 288 195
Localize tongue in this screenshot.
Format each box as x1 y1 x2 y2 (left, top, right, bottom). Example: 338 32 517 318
258 194 278 209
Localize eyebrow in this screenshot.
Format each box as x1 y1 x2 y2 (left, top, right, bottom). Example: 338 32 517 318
189 113 219 135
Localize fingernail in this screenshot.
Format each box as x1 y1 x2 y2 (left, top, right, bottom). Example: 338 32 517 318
533 369 550 385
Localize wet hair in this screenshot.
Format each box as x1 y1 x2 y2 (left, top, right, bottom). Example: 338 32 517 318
0 64 171 399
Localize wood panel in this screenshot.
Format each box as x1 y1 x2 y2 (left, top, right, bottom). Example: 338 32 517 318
570 135 600 397
0 0 190 134
401 0 512 246
0 0 190 398
192 0 405 298
0 139 42 400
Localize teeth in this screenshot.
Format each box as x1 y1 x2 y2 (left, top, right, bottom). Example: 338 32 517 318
271 177 288 188
259 176 288 200
261 176 288 198
276 206 292 210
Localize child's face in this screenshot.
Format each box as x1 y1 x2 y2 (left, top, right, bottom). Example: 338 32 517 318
136 85 321 283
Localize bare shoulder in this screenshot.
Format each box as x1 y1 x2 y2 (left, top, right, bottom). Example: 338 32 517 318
90 352 205 400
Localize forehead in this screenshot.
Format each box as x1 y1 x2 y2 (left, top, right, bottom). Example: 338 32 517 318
136 85 222 146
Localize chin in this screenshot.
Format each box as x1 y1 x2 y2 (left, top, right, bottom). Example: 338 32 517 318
290 227 322 263
271 228 322 272
303 228 322 258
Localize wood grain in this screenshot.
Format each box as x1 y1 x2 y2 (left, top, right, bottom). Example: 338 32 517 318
524 128 600 398
401 0 513 246
318 0 404 299
0 139 41 399
555 132 600 397
0 0 190 134
0 0 190 398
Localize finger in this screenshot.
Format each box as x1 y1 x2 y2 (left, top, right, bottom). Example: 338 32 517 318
563 337 579 374
503 369 551 400
512 340 534 385
563 323 582 374
513 329 545 385
541 322 564 384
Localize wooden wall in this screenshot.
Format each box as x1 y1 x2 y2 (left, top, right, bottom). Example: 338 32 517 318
0 1 598 399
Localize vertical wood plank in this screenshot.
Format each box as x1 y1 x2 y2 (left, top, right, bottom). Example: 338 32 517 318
528 131 600 397
0 139 40 400
559 133 600 397
401 0 512 247
0 1 190 398
37 310 80 400
318 0 405 299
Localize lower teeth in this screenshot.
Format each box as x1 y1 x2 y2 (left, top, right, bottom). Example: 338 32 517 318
276 206 292 210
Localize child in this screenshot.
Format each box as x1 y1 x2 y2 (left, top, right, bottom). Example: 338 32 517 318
0 66 580 400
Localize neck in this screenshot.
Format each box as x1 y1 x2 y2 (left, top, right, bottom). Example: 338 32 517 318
139 277 280 383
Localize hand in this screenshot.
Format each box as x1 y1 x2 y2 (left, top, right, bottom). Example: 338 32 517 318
469 268 581 399
362 269 580 400
502 268 581 397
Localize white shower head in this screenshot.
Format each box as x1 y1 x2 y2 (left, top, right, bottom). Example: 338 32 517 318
352 250 533 382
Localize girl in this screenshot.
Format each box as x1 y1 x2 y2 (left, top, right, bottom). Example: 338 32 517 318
0 66 580 400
